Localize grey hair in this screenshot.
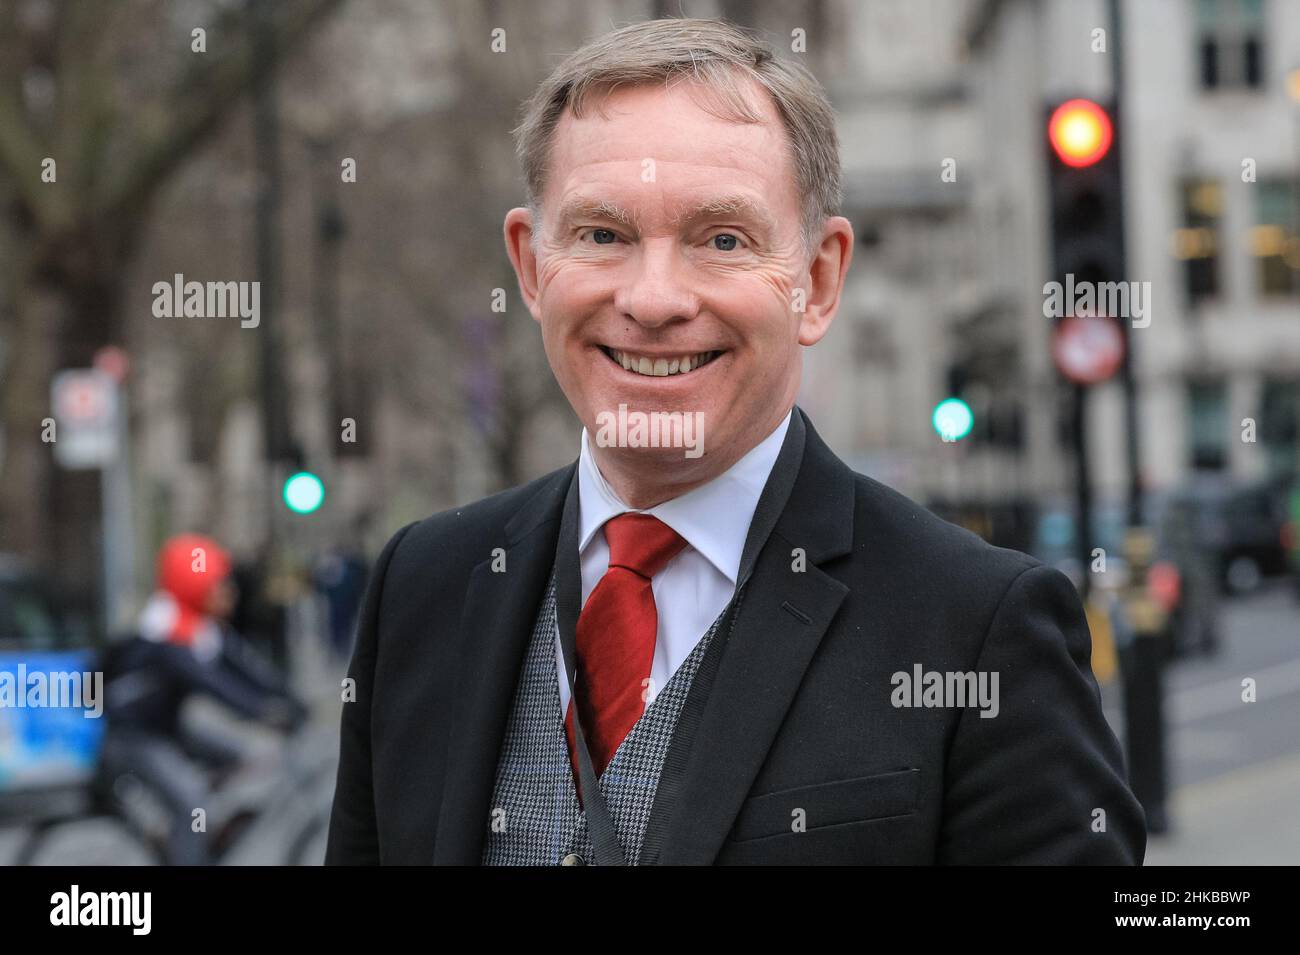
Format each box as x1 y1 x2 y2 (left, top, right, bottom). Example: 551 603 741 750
514 17 842 255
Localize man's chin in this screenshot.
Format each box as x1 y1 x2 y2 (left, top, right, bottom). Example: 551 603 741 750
583 403 713 466
593 442 710 468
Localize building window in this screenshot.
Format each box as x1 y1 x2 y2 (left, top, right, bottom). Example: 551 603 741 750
1188 379 1229 470
1196 0 1265 91
1252 179 1300 296
1173 179 1222 303
1259 377 1299 476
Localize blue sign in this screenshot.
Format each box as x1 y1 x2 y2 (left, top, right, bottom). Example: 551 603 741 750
0 651 104 791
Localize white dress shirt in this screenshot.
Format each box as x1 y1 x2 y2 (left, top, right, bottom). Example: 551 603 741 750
555 409 792 715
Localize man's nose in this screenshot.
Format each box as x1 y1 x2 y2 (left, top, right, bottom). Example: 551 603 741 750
612 240 699 329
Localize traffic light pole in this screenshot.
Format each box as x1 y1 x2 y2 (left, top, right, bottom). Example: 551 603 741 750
1072 382 1095 600
1107 0 1167 836
1108 0 1143 527
250 0 292 537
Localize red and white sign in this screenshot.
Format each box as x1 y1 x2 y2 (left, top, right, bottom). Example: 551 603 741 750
1052 314 1125 385
51 369 120 469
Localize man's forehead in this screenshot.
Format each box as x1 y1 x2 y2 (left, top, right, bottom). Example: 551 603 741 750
559 74 783 131
546 79 790 177
542 81 799 234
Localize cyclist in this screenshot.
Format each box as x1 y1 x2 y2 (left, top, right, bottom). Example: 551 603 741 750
98 533 308 865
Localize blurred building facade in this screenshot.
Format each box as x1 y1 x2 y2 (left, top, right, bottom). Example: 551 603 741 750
960 0 1300 516
799 0 1048 547
1123 0 1300 488
801 0 989 506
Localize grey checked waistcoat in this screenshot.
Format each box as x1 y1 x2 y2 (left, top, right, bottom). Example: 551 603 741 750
480 574 728 866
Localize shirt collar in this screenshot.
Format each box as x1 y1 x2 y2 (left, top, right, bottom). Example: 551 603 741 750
576 410 793 584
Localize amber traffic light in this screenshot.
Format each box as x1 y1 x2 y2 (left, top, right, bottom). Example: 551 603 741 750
1048 98 1114 168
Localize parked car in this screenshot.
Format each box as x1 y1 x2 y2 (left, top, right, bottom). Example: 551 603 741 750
1160 476 1292 595
1283 481 1300 601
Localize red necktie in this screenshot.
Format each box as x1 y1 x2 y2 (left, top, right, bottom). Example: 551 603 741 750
564 513 687 798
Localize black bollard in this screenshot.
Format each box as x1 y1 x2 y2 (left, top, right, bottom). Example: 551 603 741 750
1120 629 1168 835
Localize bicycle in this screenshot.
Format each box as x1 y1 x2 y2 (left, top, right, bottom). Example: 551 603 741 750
12 719 337 866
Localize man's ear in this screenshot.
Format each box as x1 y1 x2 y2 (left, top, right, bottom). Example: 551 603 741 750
797 215 854 346
504 207 542 322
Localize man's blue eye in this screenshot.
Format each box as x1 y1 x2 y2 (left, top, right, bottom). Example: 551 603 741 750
591 229 617 244
711 234 739 251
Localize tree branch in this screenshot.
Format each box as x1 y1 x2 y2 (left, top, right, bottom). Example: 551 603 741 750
0 76 66 230
100 0 347 221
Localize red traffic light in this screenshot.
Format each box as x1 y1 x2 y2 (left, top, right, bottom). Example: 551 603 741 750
1048 98 1113 168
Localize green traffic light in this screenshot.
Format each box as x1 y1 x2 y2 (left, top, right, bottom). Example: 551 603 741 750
933 398 974 442
283 471 325 514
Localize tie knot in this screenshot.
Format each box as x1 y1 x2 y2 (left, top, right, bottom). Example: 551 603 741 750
603 513 688 579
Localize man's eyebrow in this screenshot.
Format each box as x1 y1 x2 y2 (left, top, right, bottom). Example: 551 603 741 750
672 195 776 231
554 198 637 229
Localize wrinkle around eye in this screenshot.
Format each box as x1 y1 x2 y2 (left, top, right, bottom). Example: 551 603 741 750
750 263 799 301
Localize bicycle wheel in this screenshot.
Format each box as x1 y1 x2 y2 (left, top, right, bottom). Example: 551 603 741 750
19 816 163 865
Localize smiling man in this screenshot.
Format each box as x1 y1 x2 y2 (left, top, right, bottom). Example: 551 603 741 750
326 18 1146 866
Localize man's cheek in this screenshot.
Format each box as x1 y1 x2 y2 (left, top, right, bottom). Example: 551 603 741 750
709 268 798 320
534 283 580 334
538 264 608 313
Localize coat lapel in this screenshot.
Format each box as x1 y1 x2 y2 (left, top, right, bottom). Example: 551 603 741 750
431 466 572 864
655 414 855 864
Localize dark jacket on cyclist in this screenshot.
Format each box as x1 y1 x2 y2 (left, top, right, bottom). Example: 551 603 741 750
100 626 303 734
100 533 304 733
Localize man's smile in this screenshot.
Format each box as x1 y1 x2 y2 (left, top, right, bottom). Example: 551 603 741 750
597 344 726 378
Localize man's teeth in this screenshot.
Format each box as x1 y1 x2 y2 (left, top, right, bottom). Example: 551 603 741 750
608 349 719 377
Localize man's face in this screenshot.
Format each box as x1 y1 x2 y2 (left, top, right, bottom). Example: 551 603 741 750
506 79 850 485
205 577 237 620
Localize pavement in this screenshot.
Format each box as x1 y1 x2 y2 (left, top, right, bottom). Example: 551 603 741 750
1102 580 1300 866
1144 752 1300 865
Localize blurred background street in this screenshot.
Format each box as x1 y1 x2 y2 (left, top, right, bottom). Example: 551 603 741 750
0 0 1297 864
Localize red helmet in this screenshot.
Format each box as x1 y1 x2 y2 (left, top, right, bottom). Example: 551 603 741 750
155 533 232 643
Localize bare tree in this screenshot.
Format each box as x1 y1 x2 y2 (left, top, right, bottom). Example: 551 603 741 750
0 0 345 596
